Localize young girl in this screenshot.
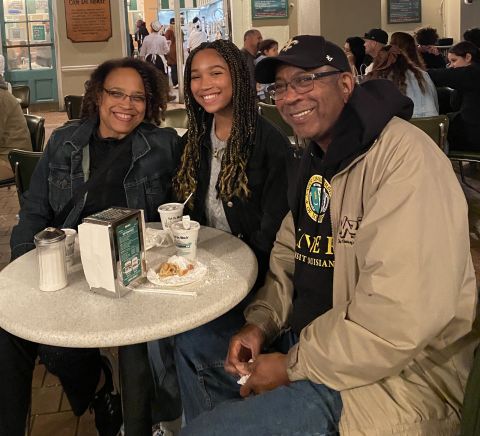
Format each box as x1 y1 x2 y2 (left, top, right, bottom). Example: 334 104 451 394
173 39 291 422
254 38 279 101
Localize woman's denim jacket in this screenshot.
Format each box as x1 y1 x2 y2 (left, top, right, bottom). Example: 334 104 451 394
10 117 180 259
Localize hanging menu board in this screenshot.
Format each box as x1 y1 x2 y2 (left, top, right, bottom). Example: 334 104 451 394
64 0 112 43
388 0 421 24
252 0 288 19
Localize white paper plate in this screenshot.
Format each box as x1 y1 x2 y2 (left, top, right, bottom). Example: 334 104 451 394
147 260 207 287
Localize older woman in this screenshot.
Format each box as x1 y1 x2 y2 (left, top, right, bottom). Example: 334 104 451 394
2 57 179 436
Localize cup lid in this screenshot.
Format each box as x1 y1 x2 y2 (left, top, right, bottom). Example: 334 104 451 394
34 227 66 245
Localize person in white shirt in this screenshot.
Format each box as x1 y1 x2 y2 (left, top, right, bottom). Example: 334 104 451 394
188 17 208 53
140 20 170 75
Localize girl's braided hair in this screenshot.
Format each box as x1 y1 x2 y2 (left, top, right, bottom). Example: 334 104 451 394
80 57 169 124
173 39 257 203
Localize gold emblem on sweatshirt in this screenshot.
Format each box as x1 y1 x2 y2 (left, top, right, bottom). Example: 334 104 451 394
305 175 332 223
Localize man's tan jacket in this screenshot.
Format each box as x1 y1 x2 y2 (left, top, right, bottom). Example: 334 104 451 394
245 117 479 435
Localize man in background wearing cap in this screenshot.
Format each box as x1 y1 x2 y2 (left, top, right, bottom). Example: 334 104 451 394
363 28 388 74
140 21 170 75
140 21 175 101
179 35 477 436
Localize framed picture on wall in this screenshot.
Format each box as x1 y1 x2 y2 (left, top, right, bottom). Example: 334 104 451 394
64 0 112 43
252 0 289 20
387 0 421 24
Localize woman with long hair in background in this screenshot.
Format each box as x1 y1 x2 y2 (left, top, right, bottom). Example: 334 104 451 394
367 44 438 117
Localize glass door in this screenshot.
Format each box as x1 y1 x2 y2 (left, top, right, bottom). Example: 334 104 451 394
1 0 58 103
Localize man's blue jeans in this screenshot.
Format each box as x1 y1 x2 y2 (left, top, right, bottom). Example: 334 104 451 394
174 297 249 422
175 308 343 435
180 380 342 436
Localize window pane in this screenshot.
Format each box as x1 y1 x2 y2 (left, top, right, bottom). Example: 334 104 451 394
30 45 52 69
6 46 29 70
3 0 27 22
5 22 29 45
26 0 49 20
29 21 51 44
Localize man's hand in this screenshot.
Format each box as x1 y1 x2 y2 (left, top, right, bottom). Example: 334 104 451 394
225 324 265 376
240 352 289 397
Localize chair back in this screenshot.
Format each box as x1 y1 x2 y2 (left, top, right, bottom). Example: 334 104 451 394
258 102 294 137
24 114 45 152
11 85 31 113
64 95 84 120
460 344 480 436
409 115 449 152
162 108 188 129
8 149 43 205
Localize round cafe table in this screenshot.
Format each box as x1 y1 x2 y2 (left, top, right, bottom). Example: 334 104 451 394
0 225 258 435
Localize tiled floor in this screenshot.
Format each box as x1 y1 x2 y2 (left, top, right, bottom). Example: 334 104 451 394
2 108 480 435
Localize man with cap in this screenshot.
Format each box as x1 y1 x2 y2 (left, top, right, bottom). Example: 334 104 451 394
140 21 175 101
179 35 478 436
140 20 170 75
363 28 388 73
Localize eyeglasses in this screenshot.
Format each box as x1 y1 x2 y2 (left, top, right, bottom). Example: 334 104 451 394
103 88 146 104
267 71 341 101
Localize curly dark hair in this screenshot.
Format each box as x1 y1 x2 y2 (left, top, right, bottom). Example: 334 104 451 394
414 27 439 46
368 45 427 94
80 57 169 124
449 41 480 64
390 32 425 70
173 39 257 204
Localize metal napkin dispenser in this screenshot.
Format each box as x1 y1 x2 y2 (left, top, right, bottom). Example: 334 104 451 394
78 208 146 297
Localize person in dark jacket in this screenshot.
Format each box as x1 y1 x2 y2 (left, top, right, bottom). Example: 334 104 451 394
428 41 480 151
1 58 179 436
135 19 149 52
170 39 291 423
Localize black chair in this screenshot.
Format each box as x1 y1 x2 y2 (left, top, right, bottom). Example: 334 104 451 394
8 149 43 206
11 85 31 114
258 101 294 137
24 114 45 152
409 115 449 152
64 95 83 120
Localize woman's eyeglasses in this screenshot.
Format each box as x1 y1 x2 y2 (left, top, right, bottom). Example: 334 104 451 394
266 71 341 101
103 88 146 104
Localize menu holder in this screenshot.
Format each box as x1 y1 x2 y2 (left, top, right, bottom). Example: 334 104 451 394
78 208 146 298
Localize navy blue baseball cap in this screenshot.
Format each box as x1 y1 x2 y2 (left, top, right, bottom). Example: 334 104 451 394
255 35 351 84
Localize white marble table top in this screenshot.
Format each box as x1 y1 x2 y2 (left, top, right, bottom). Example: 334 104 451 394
0 226 257 348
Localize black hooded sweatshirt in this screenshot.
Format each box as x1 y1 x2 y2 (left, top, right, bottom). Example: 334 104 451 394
288 79 413 335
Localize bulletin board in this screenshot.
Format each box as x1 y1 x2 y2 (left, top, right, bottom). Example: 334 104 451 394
252 0 288 20
388 0 421 24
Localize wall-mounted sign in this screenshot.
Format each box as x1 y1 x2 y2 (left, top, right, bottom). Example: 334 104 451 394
32 24 46 41
252 0 288 20
388 0 421 24
64 0 112 43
